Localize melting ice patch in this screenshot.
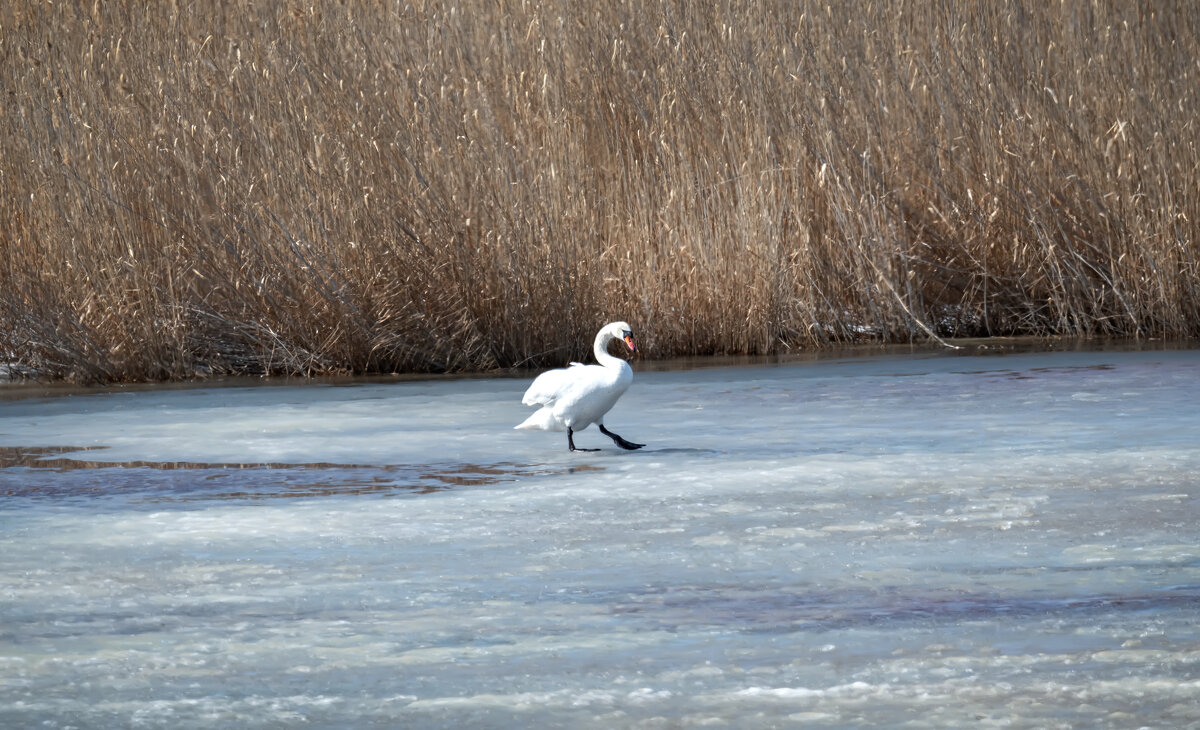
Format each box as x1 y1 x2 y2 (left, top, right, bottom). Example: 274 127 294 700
1 347 1200 728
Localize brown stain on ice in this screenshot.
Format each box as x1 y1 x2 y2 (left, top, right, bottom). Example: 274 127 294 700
0 446 603 501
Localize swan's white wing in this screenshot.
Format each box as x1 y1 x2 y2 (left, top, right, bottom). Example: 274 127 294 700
517 364 608 432
526 363 630 430
521 364 585 407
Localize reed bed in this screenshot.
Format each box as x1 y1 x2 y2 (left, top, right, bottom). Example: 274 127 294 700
2 1 1197 381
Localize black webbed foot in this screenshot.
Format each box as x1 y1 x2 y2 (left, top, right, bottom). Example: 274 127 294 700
599 424 644 450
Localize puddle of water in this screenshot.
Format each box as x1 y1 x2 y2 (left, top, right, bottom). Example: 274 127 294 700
0 446 603 504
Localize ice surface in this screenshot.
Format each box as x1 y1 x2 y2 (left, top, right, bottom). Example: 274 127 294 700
2 347 1199 728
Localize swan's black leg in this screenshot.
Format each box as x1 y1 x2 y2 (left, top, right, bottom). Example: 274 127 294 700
599 424 644 450
568 428 599 452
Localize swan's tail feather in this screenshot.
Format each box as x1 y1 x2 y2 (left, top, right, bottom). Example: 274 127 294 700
515 408 561 431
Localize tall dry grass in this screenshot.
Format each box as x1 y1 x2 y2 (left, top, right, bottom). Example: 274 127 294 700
2 1 1197 381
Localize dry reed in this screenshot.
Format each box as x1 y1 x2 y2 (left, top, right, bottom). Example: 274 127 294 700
2 1 1197 382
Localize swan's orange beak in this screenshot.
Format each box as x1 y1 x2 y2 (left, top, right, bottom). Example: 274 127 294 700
624 334 636 352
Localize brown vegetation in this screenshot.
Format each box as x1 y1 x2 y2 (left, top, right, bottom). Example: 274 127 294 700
2 1 1197 382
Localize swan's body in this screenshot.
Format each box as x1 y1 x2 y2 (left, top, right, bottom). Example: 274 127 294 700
516 321 645 451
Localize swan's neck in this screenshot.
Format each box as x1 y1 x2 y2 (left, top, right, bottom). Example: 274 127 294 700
593 331 625 370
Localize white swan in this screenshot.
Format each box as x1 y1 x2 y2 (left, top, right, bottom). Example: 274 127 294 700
515 321 645 452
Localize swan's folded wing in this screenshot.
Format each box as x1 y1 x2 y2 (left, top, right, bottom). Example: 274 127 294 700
521 367 575 407
521 363 606 407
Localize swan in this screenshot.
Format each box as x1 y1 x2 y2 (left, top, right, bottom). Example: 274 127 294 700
515 321 645 452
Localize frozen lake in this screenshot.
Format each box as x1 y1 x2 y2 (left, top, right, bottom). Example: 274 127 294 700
2 344 1199 728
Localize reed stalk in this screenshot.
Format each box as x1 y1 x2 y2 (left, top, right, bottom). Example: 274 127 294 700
2 1 1196 381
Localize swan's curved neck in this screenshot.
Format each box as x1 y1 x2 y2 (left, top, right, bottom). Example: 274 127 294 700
593 330 625 369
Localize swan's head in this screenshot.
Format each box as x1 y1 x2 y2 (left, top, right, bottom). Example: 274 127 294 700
606 321 636 352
